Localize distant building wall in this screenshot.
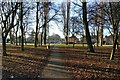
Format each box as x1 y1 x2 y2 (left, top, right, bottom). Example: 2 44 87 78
105 35 120 45
0 38 2 43
68 35 79 44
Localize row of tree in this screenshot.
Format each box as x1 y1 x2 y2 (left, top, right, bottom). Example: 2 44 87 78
0 0 120 60
0 1 57 55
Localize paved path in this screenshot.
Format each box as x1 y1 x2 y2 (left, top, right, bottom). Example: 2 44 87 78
41 45 71 78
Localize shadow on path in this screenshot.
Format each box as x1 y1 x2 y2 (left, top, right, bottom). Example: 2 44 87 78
41 45 71 78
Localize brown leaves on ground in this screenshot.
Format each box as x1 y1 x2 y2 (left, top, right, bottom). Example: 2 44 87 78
2 45 120 79
2 46 51 78
61 46 120 79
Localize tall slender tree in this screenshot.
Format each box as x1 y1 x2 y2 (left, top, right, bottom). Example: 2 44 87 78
15 20 19 46
66 0 70 45
82 0 94 52
20 2 24 51
35 2 39 47
43 1 50 45
61 0 70 45
98 3 105 46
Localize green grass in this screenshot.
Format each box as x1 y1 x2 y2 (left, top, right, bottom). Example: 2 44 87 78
102 45 113 47
53 44 88 47
6 43 116 48
25 43 88 47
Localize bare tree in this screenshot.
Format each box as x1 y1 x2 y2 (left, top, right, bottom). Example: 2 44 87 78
35 2 39 47
108 2 120 60
41 1 58 45
66 0 70 45
88 2 106 47
1 2 19 55
42 2 50 45
20 2 24 51
15 20 19 46
82 0 94 52
61 0 70 45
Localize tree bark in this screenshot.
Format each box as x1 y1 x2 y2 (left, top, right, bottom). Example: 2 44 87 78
44 16 47 45
35 2 39 47
18 29 21 46
2 37 7 56
97 30 99 47
41 32 43 46
24 33 27 45
65 36 68 45
9 30 14 44
15 22 19 46
116 41 119 49
110 29 118 60
43 2 49 45
16 32 18 46
109 2 120 60
66 0 70 45
82 1 94 52
20 2 24 51
99 25 103 46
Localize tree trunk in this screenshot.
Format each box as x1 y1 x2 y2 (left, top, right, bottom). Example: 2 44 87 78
20 2 24 51
99 26 103 46
18 29 21 46
35 2 39 47
82 1 94 52
16 32 18 46
2 37 7 56
65 36 68 45
110 29 118 60
21 25 24 51
66 0 70 45
97 30 99 47
10 30 14 44
16 23 19 46
24 34 27 45
44 16 47 45
41 32 43 46
116 41 119 49
2 20 7 56
43 2 49 45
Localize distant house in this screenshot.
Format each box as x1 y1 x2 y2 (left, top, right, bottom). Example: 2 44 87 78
80 35 97 44
105 35 113 45
67 35 79 44
105 34 120 45
80 36 87 43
